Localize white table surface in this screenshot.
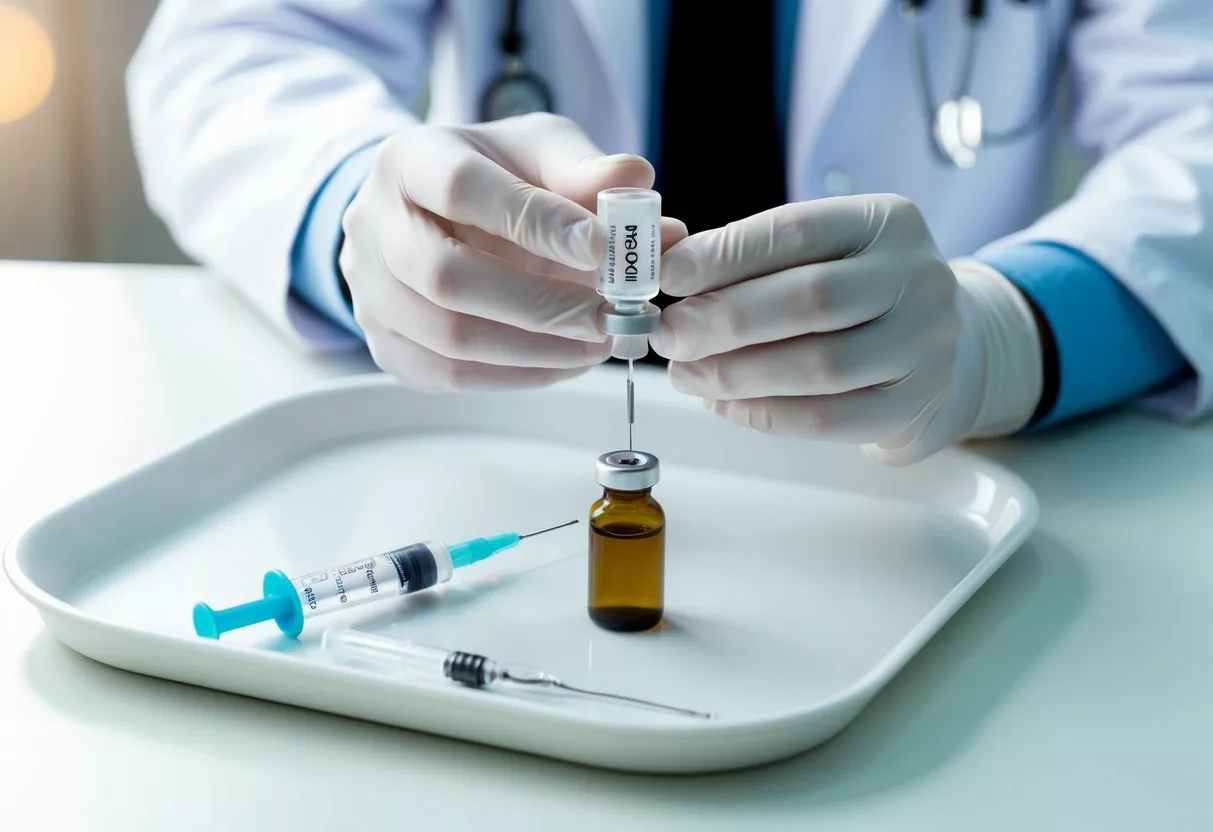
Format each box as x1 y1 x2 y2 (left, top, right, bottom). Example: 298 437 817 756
1 260 1210 831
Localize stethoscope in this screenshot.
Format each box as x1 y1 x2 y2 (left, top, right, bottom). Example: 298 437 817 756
901 0 1061 168
479 0 553 122
479 0 1061 170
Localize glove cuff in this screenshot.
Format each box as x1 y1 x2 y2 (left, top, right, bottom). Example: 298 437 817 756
951 258 1044 439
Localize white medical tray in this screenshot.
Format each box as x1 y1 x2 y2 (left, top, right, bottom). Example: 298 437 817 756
4 369 1037 773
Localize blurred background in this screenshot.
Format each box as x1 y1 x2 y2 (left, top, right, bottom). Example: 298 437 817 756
0 1 1089 270
0 0 187 265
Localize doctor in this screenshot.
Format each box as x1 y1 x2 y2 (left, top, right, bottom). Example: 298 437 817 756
127 0 1213 465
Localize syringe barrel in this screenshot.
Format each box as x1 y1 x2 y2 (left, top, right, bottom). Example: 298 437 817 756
598 187 661 307
290 540 454 619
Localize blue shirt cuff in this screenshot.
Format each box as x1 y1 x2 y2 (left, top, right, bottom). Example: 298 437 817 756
289 143 381 338
979 242 1188 430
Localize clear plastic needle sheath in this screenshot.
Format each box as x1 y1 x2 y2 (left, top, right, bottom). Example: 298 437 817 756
322 626 717 720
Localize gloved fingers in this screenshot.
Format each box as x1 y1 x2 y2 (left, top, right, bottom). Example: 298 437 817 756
667 320 924 399
446 219 599 287
860 369 973 467
661 216 690 252
859 408 950 467
478 112 655 210
703 365 951 444
392 126 603 270
355 265 611 369
375 204 607 342
661 197 895 297
650 256 902 361
361 317 592 393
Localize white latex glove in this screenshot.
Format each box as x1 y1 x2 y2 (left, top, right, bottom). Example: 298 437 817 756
650 195 1044 465
340 113 686 391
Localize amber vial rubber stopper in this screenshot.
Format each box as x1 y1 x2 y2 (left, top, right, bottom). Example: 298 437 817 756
588 450 665 632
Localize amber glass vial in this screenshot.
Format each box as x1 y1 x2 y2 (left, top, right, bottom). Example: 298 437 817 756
588 450 665 632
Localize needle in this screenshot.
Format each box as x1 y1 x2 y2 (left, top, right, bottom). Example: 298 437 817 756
549 679 716 719
323 627 718 720
518 519 579 539
625 356 635 448
499 669 717 719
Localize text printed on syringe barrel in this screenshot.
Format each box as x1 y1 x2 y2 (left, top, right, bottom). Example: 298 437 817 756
289 543 439 616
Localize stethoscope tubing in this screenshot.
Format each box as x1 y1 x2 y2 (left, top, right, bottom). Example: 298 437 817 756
485 0 1060 168
902 0 1059 166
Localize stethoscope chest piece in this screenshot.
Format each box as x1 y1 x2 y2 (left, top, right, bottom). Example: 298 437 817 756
480 57 553 122
903 0 1056 169
479 0 553 122
933 95 983 169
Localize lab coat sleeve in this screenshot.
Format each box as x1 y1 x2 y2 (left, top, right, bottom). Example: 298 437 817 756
126 0 437 348
977 0 1213 421
980 242 1189 429
289 143 379 338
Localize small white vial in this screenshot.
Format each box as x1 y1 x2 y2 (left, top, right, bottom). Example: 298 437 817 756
599 187 661 304
597 187 661 360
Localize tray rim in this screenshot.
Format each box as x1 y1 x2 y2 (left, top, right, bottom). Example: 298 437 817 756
3 372 1040 768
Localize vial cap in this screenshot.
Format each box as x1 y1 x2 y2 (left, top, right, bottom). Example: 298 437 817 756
596 450 660 492
598 301 660 336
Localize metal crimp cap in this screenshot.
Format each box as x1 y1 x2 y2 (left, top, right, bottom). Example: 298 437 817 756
597 301 660 336
596 450 660 492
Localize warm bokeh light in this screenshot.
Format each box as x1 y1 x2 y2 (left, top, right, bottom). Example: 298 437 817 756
0 6 55 124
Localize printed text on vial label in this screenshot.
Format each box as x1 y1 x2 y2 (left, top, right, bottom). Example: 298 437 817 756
606 222 656 286
624 225 638 283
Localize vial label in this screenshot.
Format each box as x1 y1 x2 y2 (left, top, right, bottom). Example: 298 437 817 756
605 222 657 288
598 189 660 303
291 543 438 617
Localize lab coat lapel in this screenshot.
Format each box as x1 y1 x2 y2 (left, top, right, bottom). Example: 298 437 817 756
792 0 889 184
564 0 889 176
567 0 647 155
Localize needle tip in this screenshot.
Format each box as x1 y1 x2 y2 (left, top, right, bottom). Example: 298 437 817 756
518 519 580 539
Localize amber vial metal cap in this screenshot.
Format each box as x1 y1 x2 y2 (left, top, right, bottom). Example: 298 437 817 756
596 450 660 491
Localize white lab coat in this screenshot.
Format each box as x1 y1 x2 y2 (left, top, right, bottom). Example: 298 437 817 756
127 0 1213 419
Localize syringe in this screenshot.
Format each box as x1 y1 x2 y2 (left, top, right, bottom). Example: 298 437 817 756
322 625 716 720
192 520 578 640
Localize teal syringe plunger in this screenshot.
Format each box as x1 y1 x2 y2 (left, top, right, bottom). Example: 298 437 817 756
192 520 579 639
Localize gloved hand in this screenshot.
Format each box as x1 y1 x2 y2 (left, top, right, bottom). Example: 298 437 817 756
650 194 1043 465
340 113 686 391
